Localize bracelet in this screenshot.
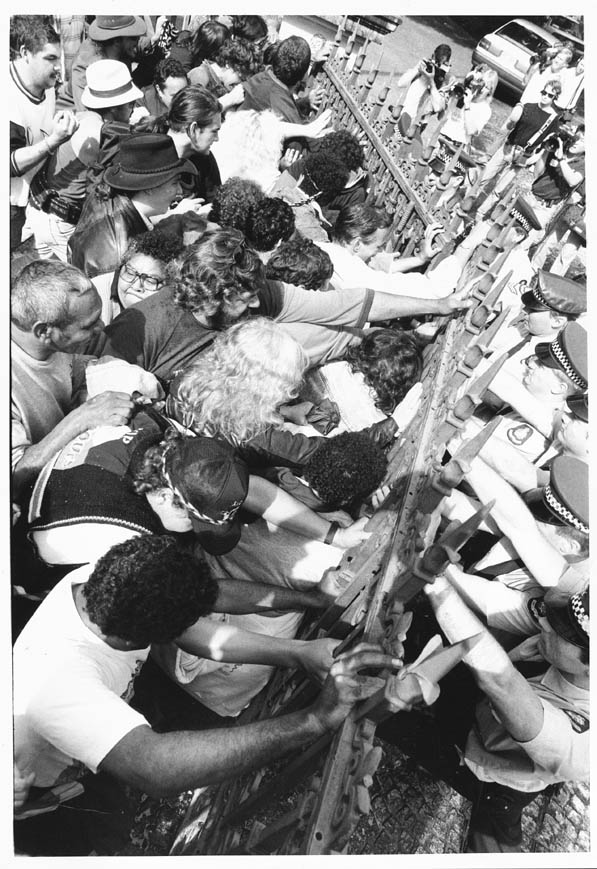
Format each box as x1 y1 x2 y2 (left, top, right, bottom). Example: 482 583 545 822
324 521 340 546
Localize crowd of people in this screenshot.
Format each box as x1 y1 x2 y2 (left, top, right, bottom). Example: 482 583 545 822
10 14 588 857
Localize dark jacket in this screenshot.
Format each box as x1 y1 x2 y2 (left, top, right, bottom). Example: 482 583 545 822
68 191 147 278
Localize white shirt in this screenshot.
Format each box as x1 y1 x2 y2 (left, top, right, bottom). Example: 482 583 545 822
318 242 461 299
14 565 149 788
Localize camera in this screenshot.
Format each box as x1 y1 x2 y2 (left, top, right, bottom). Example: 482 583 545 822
449 82 467 109
424 59 435 73
542 128 576 153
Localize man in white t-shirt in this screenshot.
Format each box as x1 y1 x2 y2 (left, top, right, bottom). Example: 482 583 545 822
14 533 397 854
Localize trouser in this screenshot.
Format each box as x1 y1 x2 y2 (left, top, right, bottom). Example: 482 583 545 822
11 205 26 251
25 203 77 262
377 663 543 852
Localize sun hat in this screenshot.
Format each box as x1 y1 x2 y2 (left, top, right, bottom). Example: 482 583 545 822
104 133 197 192
163 436 249 555
81 60 143 110
88 15 147 42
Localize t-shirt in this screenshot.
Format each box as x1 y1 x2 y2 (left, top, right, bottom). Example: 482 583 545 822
10 62 56 208
11 340 89 471
463 586 589 792
101 282 375 382
13 564 150 789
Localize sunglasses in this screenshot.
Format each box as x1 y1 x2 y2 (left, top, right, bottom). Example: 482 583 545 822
541 90 557 98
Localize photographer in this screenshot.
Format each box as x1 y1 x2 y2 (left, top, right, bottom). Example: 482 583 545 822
531 125 585 209
476 80 562 215
396 43 455 136
431 65 498 210
529 125 585 270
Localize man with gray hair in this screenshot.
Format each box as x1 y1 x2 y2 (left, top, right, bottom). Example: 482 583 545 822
11 260 134 497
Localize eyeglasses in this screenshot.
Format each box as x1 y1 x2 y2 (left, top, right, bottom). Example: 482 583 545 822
119 262 164 292
541 90 557 98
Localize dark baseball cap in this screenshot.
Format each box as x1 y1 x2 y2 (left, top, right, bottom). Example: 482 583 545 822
164 436 249 555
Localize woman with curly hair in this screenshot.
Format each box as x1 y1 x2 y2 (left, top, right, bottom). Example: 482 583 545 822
298 328 424 434
167 317 308 446
209 176 265 231
107 230 184 321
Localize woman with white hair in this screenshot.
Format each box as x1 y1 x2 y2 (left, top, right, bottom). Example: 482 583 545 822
168 316 309 447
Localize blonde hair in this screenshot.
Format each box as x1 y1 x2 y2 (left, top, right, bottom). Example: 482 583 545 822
169 317 308 445
212 109 286 191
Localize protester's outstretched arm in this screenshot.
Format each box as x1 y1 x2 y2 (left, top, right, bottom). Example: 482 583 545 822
100 644 399 796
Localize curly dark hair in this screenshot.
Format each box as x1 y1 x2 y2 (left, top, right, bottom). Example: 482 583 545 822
301 152 349 201
272 35 311 87
191 19 230 66
316 131 365 172
10 15 58 56
216 37 262 80
344 329 423 414
266 237 333 290
245 198 295 252
123 230 184 266
153 57 189 89
209 177 265 233
303 432 387 508
231 15 268 43
84 534 219 647
332 203 392 244
173 228 266 317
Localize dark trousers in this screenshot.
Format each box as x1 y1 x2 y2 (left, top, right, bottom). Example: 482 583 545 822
377 663 543 852
11 205 26 250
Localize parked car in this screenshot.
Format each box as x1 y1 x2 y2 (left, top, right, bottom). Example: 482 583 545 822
347 16 401 36
472 18 559 96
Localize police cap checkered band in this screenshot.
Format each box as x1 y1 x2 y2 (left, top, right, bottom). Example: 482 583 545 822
545 589 589 649
570 592 590 637
531 283 551 308
551 334 587 389
543 483 588 535
512 208 530 232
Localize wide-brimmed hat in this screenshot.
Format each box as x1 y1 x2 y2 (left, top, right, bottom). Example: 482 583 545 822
534 321 588 390
164 436 249 555
81 60 143 110
104 134 197 192
522 270 586 317
88 15 147 41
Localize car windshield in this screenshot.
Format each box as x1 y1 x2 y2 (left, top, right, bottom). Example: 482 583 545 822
496 22 550 54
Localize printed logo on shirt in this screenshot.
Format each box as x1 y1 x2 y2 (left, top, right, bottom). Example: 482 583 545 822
528 596 546 624
562 708 590 734
507 423 534 447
